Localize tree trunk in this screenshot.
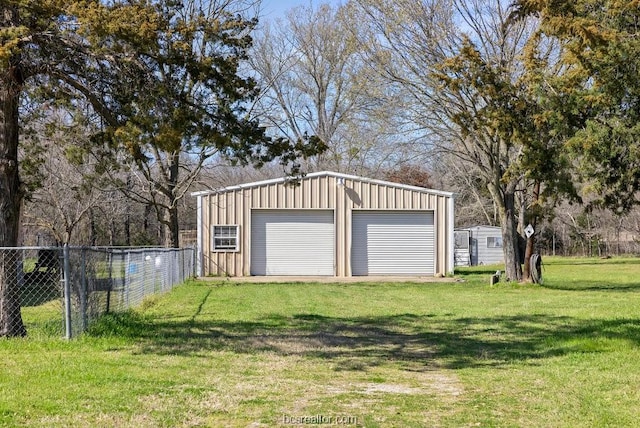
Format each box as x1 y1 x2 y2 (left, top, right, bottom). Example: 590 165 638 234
499 192 523 282
0 25 27 336
89 208 97 246
143 203 151 237
523 233 535 280
124 210 131 246
488 180 523 282
125 176 132 246
0 249 26 337
165 206 180 248
165 151 180 248
523 181 540 281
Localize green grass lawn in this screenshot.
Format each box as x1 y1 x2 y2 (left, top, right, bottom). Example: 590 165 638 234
2 257 640 427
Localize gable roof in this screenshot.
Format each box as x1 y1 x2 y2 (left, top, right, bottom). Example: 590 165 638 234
191 170 454 198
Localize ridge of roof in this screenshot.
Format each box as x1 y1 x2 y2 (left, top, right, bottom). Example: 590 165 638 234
191 170 454 198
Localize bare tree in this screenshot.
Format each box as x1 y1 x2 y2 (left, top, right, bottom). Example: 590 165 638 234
435 154 497 227
250 2 422 176
19 108 104 244
351 0 573 281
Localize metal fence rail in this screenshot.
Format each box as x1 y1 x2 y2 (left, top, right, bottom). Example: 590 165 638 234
0 246 195 338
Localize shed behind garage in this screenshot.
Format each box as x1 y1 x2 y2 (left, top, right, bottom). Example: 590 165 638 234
455 225 505 266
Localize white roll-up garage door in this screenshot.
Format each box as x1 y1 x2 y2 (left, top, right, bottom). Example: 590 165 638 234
251 210 335 275
351 211 435 275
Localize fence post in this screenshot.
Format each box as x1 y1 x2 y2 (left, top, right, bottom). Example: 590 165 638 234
124 251 130 308
106 251 113 313
63 244 72 339
191 248 196 278
80 248 88 331
142 250 148 299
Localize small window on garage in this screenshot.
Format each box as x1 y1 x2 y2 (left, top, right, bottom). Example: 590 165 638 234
487 236 503 248
212 225 239 251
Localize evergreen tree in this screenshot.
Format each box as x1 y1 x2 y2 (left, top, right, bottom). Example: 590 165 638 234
0 0 323 337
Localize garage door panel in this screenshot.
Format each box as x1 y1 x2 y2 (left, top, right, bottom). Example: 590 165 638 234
251 210 334 275
352 212 435 276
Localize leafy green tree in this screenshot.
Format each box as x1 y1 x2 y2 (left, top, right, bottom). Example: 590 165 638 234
87 0 283 248
513 0 640 214
432 38 565 281
0 0 323 337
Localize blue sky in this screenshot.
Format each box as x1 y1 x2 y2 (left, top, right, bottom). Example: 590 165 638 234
260 0 312 20
260 0 341 21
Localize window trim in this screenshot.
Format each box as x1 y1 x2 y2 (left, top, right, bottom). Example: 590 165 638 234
486 236 503 248
454 230 470 250
212 225 240 252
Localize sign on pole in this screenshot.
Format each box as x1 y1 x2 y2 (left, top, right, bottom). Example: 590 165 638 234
524 224 535 239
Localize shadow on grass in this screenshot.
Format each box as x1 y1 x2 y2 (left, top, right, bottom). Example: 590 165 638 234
455 267 505 277
20 284 60 307
87 309 640 371
542 281 640 292
545 258 640 266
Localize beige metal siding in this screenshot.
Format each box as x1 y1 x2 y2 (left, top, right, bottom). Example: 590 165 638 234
339 177 450 276
198 172 453 277
200 189 246 277
251 176 336 209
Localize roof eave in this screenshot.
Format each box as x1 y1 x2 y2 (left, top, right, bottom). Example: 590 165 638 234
191 170 454 198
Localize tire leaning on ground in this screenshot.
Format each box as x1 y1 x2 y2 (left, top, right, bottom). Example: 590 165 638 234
530 253 542 284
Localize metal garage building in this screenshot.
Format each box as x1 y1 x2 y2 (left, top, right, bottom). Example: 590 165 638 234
192 171 455 277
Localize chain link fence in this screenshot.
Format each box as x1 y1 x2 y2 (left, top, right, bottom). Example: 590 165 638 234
0 246 195 338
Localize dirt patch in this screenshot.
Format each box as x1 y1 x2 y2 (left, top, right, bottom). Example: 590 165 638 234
362 383 424 394
424 372 465 397
325 371 464 399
